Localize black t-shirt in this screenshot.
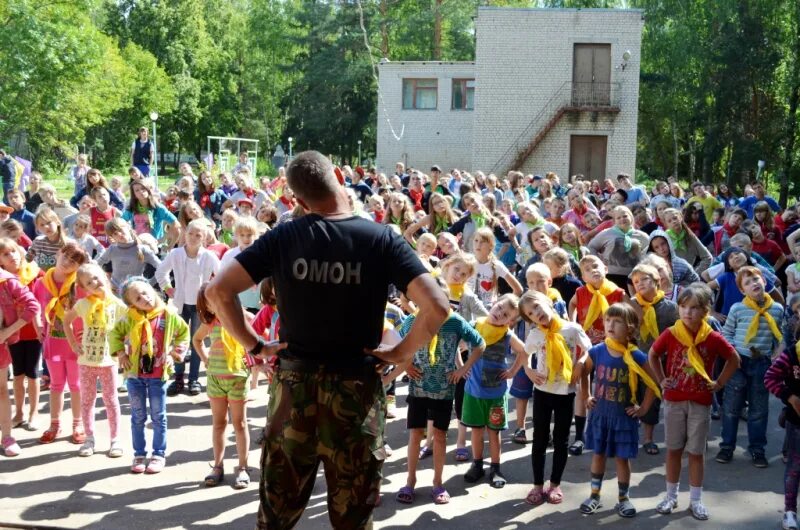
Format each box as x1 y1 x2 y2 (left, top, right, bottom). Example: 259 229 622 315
236 214 427 361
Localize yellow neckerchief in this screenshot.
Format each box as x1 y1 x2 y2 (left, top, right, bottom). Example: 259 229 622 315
448 283 465 301
669 320 713 383
42 269 76 325
474 317 509 347
604 337 662 404
583 279 617 331
85 293 113 328
743 294 782 344
128 306 166 359
220 326 246 373
17 260 39 287
539 316 573 384
547 287 562 302
421 309 453 365
635 290 665 342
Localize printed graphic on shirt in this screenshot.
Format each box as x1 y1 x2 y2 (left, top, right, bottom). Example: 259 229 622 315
132 212 151 235
594 363 632 405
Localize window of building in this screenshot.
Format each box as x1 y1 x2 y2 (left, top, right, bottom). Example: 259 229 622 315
402 79 438 110
452 79 475 110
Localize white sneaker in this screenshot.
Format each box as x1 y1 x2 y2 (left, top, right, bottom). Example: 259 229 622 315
78 437 95 457
784 511 799 530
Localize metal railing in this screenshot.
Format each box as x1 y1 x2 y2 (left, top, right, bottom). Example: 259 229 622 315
489 81 621 175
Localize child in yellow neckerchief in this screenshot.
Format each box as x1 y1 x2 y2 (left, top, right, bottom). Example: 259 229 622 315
578 303 660 518
31 242 89 447
718 266 783 471
193 283 253 488
63 263 127 458
462 294 528 490
568 255 624 457
109 277 189 474
629 264 678 456
518 290 592 507
649 283 740 521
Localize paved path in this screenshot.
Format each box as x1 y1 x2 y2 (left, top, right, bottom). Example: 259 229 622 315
0 375 785 529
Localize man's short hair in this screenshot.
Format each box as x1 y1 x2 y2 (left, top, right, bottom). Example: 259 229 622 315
286 151 340 202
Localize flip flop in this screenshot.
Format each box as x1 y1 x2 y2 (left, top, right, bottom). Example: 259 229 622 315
395 486 415 504
419 446 433 460
643 441 660 455
431 485 451 505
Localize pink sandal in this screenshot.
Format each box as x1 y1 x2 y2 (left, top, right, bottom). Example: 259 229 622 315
525 487 546 506
546 485 564 504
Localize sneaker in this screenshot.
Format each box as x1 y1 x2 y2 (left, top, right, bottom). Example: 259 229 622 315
783 511 799 530
512 428 528 444
715 448 733 463
568 439 584 456
39 424 62 444
108 440 124 458
740 406 748 422
689 500 710 521
384 443 393 458
233 466 250 489
78 437 95 457
711 408 721 420
2 436 21 457
655 495 678 514
752 453 769 468
167 378 184 396
72 425 87 445
145 455 166 474
131 456 147 474
188 380 202 396
117 383 128 394
464 461 485 483
386 396 397 419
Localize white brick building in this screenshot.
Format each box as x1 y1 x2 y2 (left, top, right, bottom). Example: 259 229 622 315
376 7 644 182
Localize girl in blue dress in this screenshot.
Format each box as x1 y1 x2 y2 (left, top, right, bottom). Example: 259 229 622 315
577 303 661 518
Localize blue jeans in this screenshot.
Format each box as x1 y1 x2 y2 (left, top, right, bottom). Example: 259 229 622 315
127 377 168 457
720 355 770 456
174 304 200 382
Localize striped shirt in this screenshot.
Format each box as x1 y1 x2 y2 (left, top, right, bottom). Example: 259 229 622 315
27 235 64 271
721 300 784 359
206 327 249 379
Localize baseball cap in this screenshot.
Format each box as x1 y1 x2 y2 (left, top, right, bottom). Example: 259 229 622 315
430 165 442 172
237 198 254 207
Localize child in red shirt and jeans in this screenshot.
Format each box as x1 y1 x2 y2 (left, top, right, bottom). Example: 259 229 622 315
648 283 740 521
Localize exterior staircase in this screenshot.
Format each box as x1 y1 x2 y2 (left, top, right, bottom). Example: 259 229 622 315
490 81 621 175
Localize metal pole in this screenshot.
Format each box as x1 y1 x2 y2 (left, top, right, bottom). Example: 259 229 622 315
358 140 362 165
152 120 158 190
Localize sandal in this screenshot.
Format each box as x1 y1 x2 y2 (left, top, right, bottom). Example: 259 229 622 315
580 496 602 514
431 485 450 505
233 466 250 489
525 487 546 506
489 468 507 488
419 446 433 460
39 424 61 444
454 447 470 462
464 460 485 483
11 414 25 429
546 485 563 504
395 486 415 504
616 499 637 518
643 441 660 455
569 439 584 456
205 465 225 487
512 428 528 444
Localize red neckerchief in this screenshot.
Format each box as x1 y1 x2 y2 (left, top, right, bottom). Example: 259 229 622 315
656 218 665 228
279 196 293 207
373 210 385 223
573 204 587 216
199 192 211 210
408 188 424 210
244 188 255 199
722 222 737 237
686 220 701 234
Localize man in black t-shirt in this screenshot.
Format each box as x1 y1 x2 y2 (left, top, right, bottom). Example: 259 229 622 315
206 150 448 530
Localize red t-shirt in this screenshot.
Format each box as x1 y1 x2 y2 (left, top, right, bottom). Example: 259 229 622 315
207 242 228 261
90 206 117 247
575 284 625 344
650 328 735 405
751 238 784 267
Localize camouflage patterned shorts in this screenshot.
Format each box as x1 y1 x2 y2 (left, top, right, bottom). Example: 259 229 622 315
256 367 386 530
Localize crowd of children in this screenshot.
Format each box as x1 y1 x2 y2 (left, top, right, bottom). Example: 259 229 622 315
2 158 800 528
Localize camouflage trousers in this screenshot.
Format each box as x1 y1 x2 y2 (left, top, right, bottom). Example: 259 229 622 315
256 366 386 530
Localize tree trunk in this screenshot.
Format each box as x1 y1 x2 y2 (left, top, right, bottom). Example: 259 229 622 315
672 118 679 178
380 0 389 58
780 4 800 208
688 130 697 181
432 0 442 60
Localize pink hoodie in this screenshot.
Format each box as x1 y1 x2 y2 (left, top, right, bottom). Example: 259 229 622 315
0 269 40 353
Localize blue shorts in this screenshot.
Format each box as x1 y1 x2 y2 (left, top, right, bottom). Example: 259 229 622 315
135 164 150 176
509 367 533 399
